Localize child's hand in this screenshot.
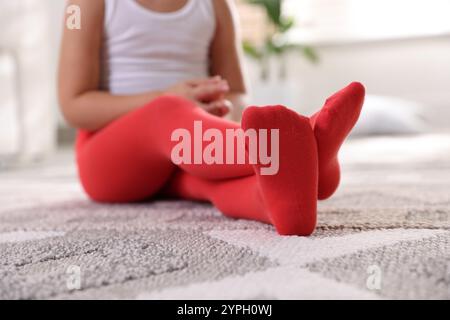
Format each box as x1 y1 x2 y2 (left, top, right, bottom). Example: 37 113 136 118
190 77 230 103
202 99 232 117
166 76 231 116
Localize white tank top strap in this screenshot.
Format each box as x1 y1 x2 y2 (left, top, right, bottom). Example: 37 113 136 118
196 0 216 25
103 0 118 29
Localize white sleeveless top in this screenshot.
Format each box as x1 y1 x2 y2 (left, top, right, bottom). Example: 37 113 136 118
100 0 216 95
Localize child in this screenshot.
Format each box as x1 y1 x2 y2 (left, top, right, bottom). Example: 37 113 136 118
58 0 365 236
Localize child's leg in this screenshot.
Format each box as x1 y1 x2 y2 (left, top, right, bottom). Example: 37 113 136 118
166 105 319 236
144 95 256 180
77 95 319 235
310 82 366 200
76 95 254 202
76 127 176 203
165 170 270 224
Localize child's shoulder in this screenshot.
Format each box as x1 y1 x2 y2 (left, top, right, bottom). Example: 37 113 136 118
66 0 105 26
212 0 236 22
67 0 105 15
211 0 234 12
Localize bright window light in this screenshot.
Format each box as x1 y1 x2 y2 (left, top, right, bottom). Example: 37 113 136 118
284 0 450 44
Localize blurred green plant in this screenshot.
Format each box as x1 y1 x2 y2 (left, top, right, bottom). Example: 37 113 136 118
242 0 319 80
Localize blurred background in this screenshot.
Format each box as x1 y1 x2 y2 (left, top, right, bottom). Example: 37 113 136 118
1 0 450 167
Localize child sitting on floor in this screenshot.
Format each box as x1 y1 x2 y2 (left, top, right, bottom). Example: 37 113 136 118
58 0 365 236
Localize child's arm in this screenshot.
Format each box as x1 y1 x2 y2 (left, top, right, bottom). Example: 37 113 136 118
58 0 229 131
210 0 248 121
59 0 154 131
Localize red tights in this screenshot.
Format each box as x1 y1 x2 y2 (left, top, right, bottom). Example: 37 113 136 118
76 83 365 236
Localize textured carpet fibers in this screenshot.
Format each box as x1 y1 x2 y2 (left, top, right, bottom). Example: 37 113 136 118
0 135 449 300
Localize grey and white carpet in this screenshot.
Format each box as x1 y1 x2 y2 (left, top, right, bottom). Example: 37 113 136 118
0 134 449 300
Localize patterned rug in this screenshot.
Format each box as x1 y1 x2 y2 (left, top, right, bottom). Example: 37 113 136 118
0 135 449 300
